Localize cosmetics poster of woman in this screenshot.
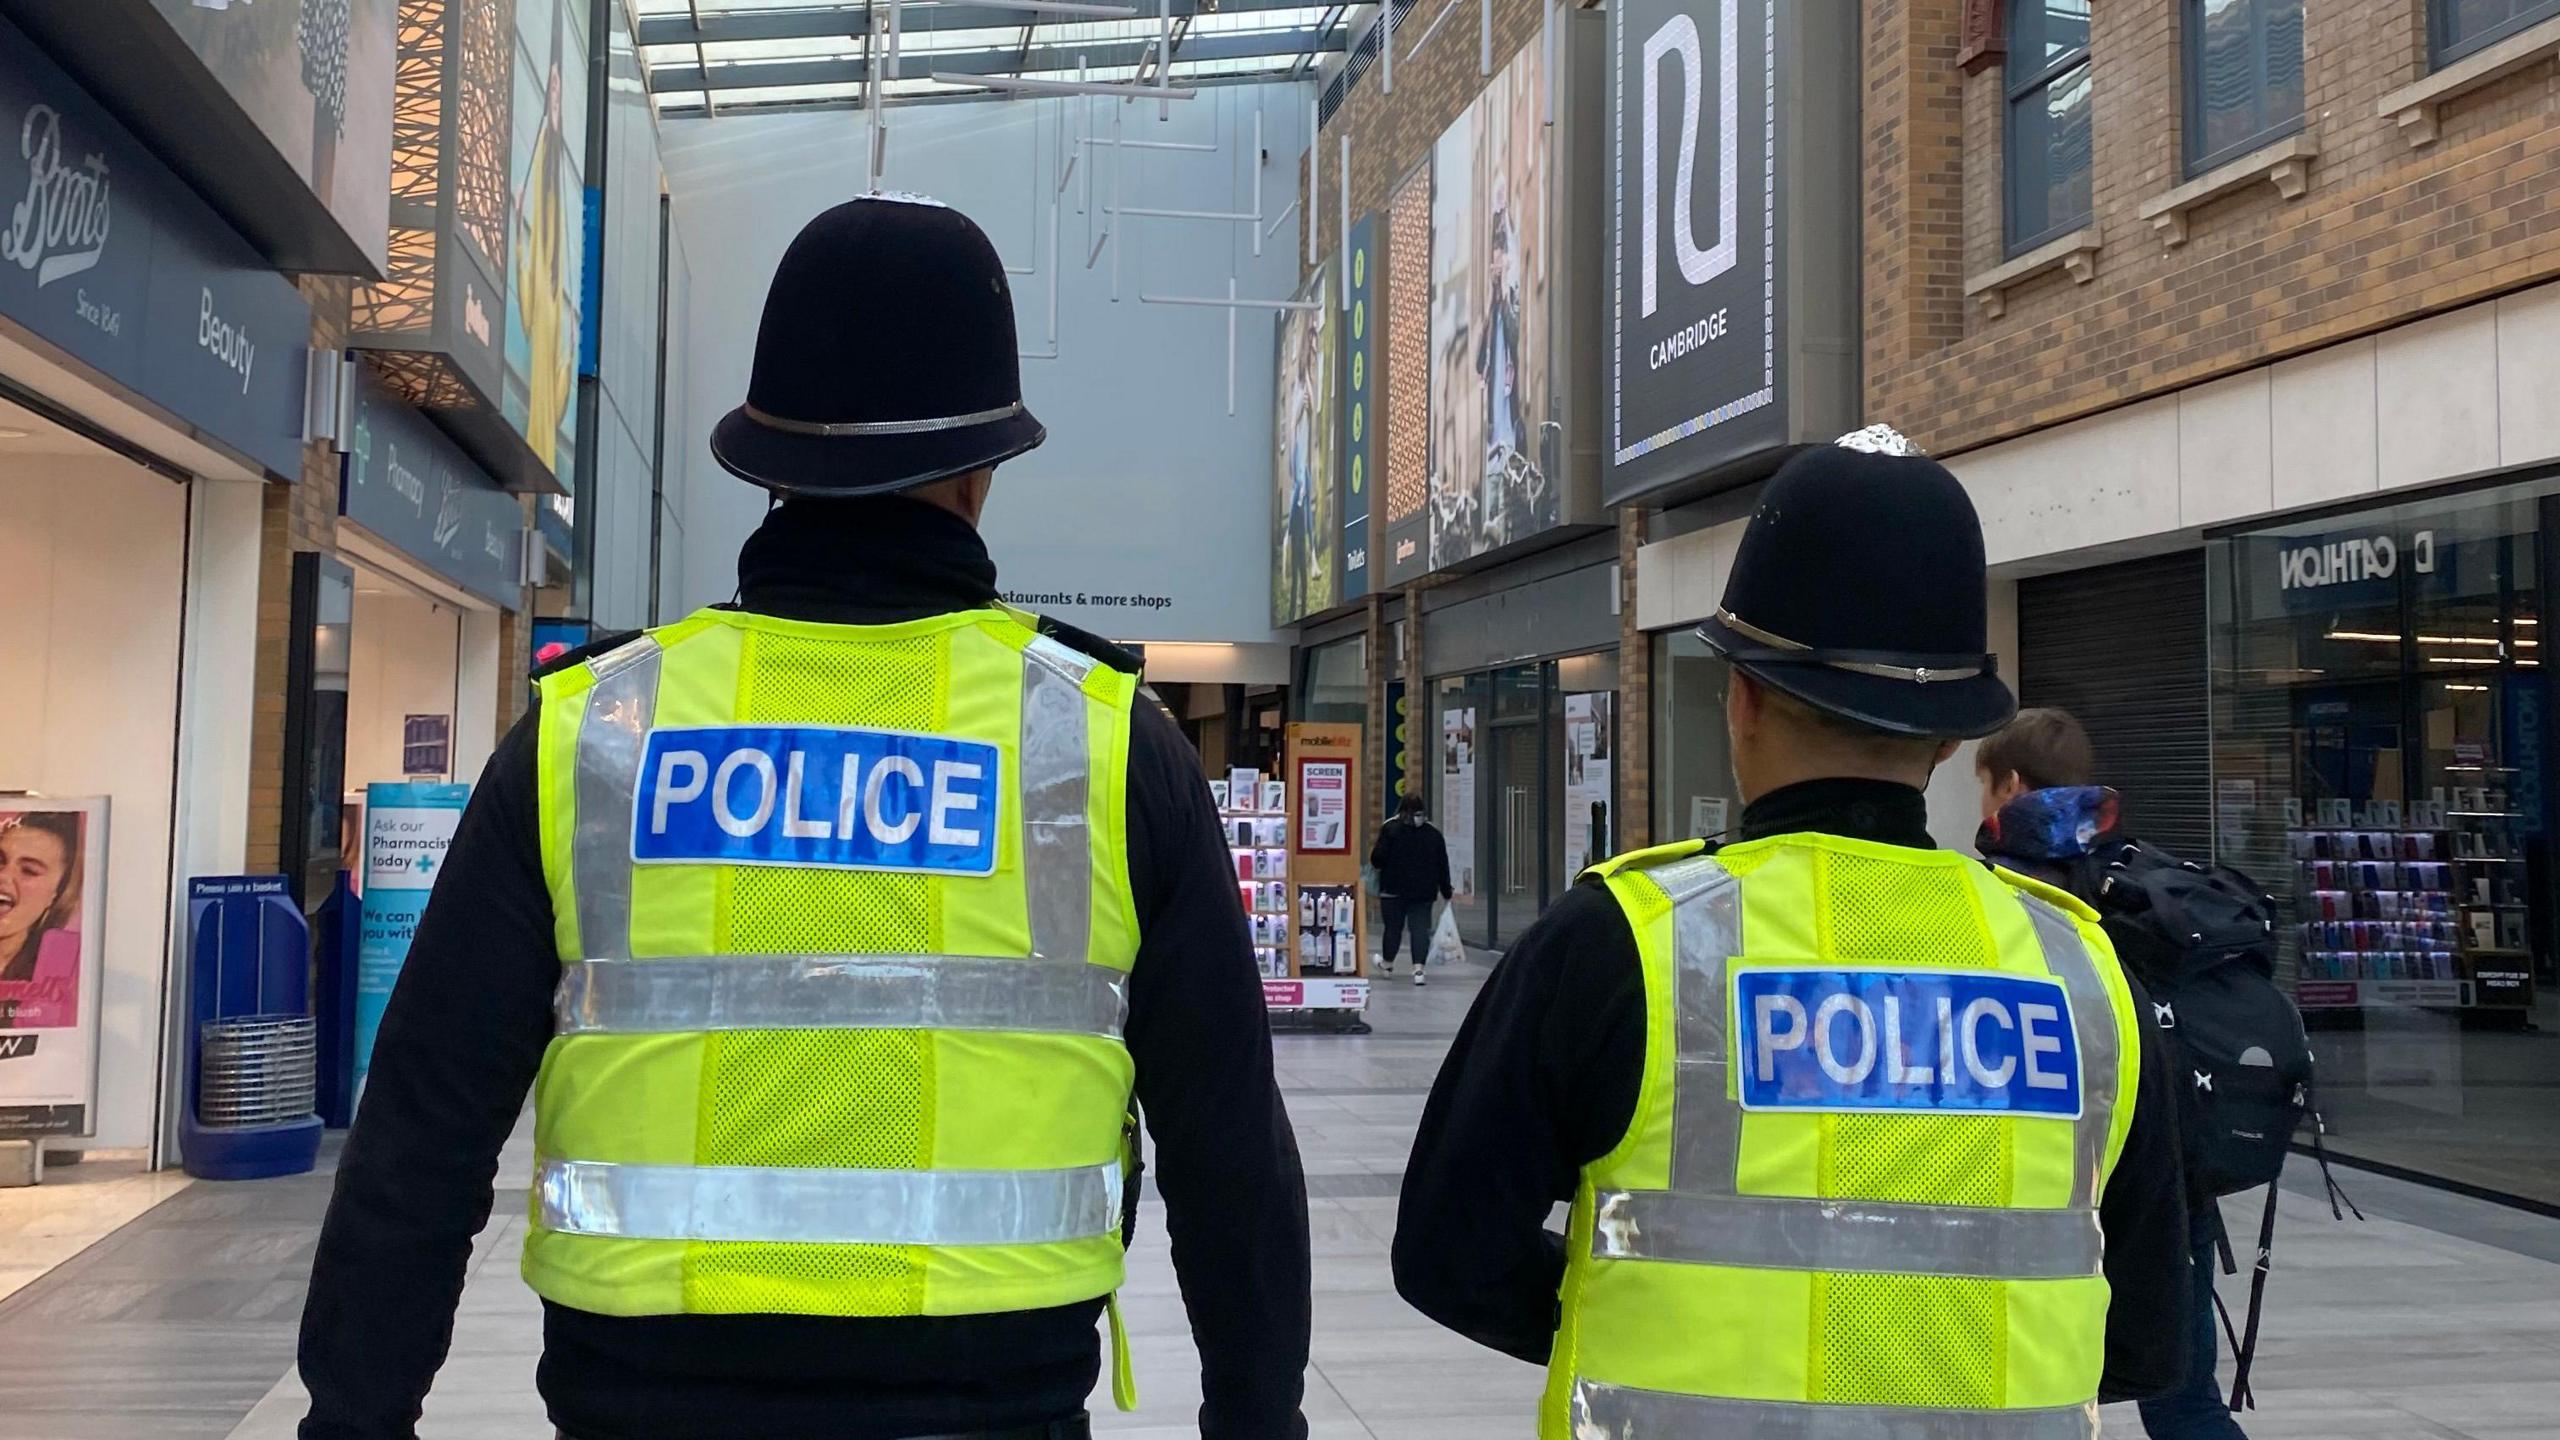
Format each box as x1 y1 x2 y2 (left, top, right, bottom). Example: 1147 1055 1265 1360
0 797 108 1139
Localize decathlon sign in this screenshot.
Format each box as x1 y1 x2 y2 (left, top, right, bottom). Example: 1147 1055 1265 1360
634 726 1003 876
2278 529 2434 592
1734 969 2084 1117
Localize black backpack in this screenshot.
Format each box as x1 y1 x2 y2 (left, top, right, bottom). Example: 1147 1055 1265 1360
2082 838 2360 1411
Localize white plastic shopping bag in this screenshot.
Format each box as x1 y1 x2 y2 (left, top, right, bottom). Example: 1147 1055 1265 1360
1426 907 1467 969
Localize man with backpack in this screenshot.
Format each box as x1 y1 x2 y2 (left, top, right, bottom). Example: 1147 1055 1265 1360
1978 708 2339 1439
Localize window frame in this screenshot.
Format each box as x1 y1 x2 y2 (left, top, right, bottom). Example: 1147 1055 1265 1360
2004 1 2097 256
2431 0 2560 67
2183 0 2306 177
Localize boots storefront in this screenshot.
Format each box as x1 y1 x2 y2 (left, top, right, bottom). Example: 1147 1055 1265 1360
2211 475 2560 1207
0 15 313 1158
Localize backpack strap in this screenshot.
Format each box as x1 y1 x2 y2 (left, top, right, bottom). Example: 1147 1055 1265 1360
2226 1182 2280 1412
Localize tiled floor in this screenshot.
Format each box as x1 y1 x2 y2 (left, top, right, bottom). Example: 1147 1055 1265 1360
0 1150 190 1305
1 957 2555 1438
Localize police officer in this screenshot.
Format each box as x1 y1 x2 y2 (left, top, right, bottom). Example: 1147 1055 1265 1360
1393 432 2191 1436
298 197 1314 1440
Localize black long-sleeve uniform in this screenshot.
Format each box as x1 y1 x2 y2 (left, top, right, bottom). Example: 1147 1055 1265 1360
298 498 1313 1440
1392 778 2191 1402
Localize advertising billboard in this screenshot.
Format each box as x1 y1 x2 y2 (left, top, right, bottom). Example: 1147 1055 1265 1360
505 0 588 492
146 0 398 275
1427 38 1555 574
348 0 587 495
1380 164 1433 586
1341 214 1378 604
0 799 108 1140
1607 0 1838 504
1272 264 1339 627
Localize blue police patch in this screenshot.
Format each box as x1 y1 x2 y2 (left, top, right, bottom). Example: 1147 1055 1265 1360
1733 969 2082 1118
632 725 1003 875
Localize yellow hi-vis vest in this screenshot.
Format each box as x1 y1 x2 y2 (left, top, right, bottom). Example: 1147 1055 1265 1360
1543 834 2144 1440
523 605 1142 1329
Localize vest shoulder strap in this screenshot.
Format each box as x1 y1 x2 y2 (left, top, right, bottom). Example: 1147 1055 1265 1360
1015 610 1145 678
533 628 645 682
1584 839 1711 882
1988 863 2104 924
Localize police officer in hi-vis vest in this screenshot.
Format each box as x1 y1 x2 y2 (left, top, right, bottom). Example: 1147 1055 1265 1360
1394 430 2194 1437
298 197 1314 1440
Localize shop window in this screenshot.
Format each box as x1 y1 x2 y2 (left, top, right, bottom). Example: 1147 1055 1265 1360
2210 479 2560 1207
1296 634 1368 727
1435 674 1492 947
2005 0 2095 254
2185 0 2304 175
2433 0 2560 65
1652 632 1743 845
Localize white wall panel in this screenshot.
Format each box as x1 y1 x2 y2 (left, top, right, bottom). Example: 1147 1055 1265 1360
0 453 187 1151
2176 370 2273 528
2375 304 2499 492
1944 277 2560 573
2269 339 2379 511
661 83 1310 644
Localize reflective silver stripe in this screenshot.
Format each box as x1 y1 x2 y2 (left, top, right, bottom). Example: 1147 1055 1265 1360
2017 894 2121 1207
573 637 664 960
744 399 1024 437
1654 856 1741 1194
555 955 1129 1037
1589 1191 2103 1279
1571 1380 2098 1440
536 1158 1123 1245
1020 636 1096 963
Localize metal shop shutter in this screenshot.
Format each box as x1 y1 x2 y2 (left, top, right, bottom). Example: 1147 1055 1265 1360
2018 549 2212 859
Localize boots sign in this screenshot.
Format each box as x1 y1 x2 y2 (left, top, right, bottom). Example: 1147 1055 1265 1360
0 15 310 480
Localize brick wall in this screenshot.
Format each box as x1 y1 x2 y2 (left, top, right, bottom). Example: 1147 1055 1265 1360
1871 0 2560 455
245 275 354 874
496 606 527 738
1324 0 1664 857
1615 508 1651 851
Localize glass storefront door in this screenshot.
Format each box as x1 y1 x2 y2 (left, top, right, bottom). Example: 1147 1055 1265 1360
1435 673 1492 946
2211 479 2560 1205
1432 653 1621 949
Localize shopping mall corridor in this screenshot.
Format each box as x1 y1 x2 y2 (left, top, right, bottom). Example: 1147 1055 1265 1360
1 959 2557 1440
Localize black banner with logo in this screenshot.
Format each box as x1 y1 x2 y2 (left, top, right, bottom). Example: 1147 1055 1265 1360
1607 0 1783 503
1341 213 1377 604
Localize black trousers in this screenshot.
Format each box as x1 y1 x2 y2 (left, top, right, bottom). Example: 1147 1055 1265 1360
561 1421 1087 1440
1380 895 1438 967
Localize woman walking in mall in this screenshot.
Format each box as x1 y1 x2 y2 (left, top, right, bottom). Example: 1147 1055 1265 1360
1370 792 1454 985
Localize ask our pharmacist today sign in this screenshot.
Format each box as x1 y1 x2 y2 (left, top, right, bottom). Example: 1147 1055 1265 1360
0 13 311 479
